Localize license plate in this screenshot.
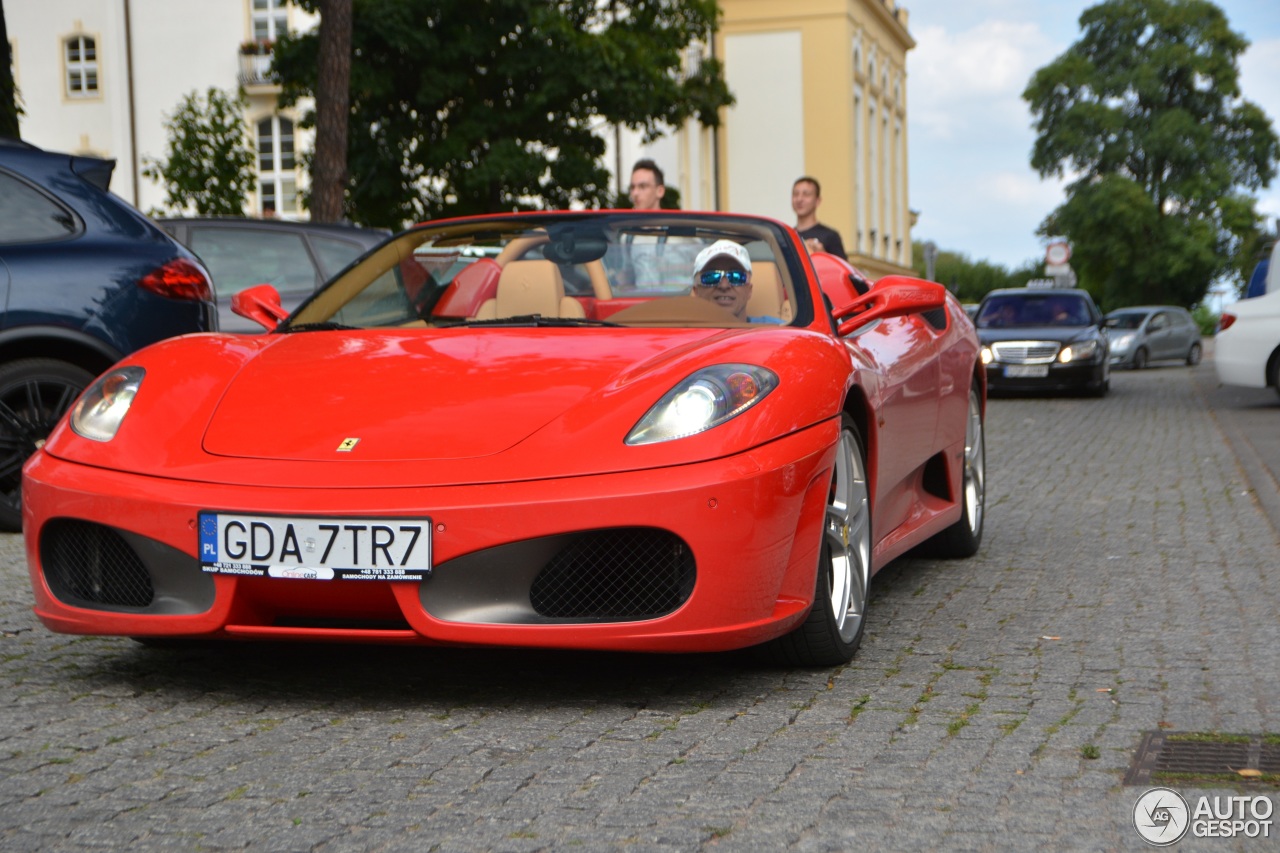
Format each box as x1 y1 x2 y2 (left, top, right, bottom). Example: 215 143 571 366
198 512 432 580
1004 365 1049 378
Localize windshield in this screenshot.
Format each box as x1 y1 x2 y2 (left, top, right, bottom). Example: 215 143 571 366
976 293 1093 328
285 213 806 331
1104 311 1147 330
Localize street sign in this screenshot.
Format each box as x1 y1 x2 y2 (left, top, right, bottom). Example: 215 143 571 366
1045 241 1071 266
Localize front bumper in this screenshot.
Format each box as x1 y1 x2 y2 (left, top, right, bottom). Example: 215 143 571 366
24 421 837 653
984 360 1107 392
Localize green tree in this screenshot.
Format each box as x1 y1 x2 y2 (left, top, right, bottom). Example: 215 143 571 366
911 243 1040 303
1023 0 1278 309
142 88 257 216
273 0 732 228
1 0 21 138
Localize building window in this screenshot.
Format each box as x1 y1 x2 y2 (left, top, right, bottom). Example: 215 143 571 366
257 116 297 216
853 87 864 254
868 103 878 255
252 0 289 42
64 35 98 98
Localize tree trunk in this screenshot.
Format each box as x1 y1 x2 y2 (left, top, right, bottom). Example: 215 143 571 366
0 0 21 138
311 0 352 222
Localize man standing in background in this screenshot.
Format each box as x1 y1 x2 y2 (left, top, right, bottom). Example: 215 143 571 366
628 159 666 210
792 176 847 258
617 159 671 289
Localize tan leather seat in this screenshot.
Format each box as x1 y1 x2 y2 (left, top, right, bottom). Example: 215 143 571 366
473 260 586 320
746 261 792 323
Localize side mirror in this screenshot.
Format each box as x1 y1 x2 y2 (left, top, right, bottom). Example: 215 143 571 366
231 284 290 331
832 275 947 337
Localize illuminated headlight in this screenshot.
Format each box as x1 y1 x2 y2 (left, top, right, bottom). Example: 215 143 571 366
1059 340 1099 363
980 346 994 365
626 364 778 445
71 367 145 442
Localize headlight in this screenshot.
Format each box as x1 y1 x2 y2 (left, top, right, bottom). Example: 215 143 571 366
1059 340 1099 363
626 364 778 445
71 367 145 442
980 346 994 365
1111 333 1135 350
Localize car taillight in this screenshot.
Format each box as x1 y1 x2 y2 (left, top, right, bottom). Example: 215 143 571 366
139 258 213 301
1217 313 1236 332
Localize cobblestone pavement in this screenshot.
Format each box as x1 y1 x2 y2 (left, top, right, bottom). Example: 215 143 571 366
1 362 1276 851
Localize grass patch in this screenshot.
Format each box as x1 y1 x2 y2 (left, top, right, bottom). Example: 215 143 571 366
1167 732 1251 744
1153 771 1280 789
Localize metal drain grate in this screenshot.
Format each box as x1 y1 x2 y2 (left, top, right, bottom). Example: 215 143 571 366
1125 732 1280 786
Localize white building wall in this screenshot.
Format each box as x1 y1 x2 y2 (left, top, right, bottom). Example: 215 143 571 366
723 30 804 223
9 1 316 213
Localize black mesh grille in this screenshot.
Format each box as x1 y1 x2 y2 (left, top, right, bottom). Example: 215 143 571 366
529 529 694 620
41 519 154 609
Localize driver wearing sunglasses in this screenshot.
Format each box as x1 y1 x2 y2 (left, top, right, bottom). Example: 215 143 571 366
690 240 782 324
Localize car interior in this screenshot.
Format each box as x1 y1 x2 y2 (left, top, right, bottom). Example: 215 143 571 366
288 216 812 331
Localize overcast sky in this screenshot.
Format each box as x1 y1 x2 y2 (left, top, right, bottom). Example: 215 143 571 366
905 0 1280 270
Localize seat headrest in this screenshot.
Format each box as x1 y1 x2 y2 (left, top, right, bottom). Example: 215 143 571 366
495 260 567 317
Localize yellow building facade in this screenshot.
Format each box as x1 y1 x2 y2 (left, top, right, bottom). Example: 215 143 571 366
716 0 915 279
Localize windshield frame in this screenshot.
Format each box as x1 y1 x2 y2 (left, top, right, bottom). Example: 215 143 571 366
283 212 812 332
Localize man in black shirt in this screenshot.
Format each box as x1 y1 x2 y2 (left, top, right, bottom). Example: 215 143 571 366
791 176 847 258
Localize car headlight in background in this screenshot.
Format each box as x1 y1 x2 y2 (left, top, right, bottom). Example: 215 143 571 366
980 346 994 365
626 364 779 445
71 367 145 442
1059 340 1099 363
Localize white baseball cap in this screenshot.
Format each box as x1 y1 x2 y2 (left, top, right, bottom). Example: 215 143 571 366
693 240 752 277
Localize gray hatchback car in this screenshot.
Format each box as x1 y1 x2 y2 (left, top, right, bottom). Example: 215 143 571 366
1104 306 1202 369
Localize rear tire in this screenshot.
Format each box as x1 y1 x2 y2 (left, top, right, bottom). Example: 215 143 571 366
0 359 94 532
759 414 871 667
923 382 985 558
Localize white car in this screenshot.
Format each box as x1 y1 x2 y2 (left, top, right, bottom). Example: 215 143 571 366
1215 288 1280 393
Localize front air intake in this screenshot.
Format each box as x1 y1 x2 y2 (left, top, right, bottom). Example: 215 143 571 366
529 528 694 620
41 519 155 609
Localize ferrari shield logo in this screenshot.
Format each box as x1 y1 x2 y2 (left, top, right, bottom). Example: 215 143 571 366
337 438 360 452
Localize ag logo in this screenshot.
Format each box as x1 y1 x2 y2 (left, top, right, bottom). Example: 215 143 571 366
1133 787 1190 845
337 438 360 452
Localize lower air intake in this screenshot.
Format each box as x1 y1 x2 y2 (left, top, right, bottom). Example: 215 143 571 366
41 519 154 609
529 528 694 620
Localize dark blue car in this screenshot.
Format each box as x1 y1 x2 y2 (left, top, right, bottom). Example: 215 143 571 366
0 139 217 530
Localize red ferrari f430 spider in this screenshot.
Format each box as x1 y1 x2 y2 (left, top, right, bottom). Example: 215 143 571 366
24 212 984 667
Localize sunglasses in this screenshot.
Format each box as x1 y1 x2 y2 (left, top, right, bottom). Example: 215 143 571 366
697 269 749 287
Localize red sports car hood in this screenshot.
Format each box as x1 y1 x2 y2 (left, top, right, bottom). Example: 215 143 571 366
202 331 684 461
43 327 848 487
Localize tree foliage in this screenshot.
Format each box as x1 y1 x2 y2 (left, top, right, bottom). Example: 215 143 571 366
1023 0 1279 308
142 88 257 216
1 0 21 138
274 0 732 228
911 243 1041 303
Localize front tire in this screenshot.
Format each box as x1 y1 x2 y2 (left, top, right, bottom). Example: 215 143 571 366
761 414 871 667
0 359 94 532
1132 346 1148 370
924 382 985 557
1186 342 1202 366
